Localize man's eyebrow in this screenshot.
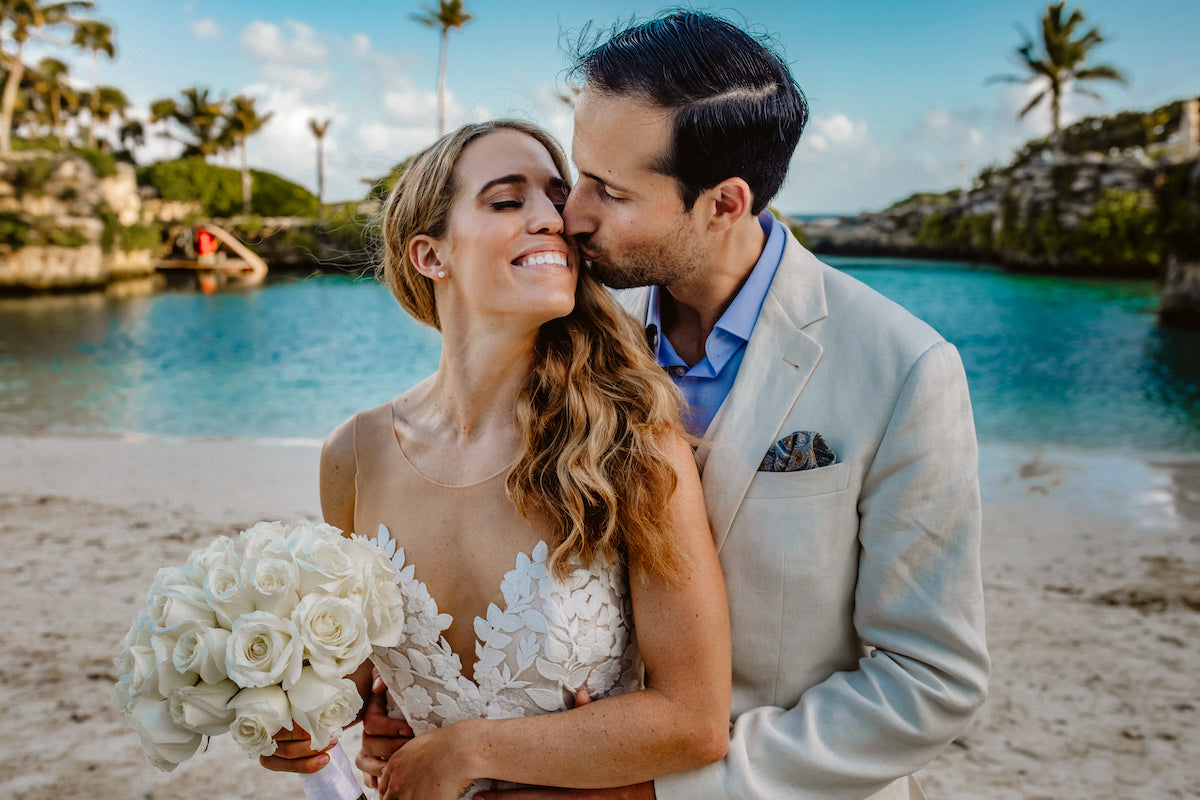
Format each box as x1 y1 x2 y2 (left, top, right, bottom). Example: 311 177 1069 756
579 170 630 194
476 174 526 197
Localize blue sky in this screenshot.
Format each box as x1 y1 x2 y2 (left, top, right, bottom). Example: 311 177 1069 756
29 0 1200 213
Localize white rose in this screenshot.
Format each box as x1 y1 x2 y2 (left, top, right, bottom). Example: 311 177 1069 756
337 539 404 647
244 556 301 618
285 667 361 751
112 680 136 714
363 574 405 649
148 583 216 632
228 685 292 757
120 611 154 651
203 564 256 629
240 520 291 560
187 535 240 574
149 563 202 592
117 643 160 700
168 678 239 735
292 593 372 678
172 625 232 684
151 631 200 694
290 525 357 595
125 696 204 772
225 611 303 689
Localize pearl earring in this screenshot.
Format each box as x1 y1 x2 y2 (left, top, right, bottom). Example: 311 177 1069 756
437 271 447 279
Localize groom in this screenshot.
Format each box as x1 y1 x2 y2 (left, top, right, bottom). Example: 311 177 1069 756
276 10 990 799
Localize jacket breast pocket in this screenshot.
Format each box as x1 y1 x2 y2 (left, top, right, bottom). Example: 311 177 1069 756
744 461 852 499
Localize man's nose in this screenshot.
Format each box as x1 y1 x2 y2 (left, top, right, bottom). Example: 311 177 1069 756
562 189 593 237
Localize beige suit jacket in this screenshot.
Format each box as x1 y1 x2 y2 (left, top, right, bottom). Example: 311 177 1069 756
621 230 989 799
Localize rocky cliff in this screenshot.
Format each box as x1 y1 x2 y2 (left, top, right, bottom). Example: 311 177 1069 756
800 97 1200 329
0 150 163 292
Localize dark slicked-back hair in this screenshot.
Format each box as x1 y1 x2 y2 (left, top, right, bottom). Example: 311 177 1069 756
572 11 807 215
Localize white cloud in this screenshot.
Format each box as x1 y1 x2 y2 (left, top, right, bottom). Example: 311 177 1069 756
795 113 871 157
239 20 332 94
219 83 344 198
780 112 885 213
350 33 372 58
189 18 219 41
382 80 441 126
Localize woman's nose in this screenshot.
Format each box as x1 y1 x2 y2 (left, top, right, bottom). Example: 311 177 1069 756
531 194 565 234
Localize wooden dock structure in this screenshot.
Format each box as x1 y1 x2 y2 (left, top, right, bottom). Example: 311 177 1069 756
156 223 268 293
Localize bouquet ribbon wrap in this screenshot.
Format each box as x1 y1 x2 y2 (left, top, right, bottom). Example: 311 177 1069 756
301 741 366 800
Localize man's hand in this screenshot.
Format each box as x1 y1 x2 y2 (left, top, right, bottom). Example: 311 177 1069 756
259 724 336 774
357 674 414 789
474 690 656 800
474 785 655 800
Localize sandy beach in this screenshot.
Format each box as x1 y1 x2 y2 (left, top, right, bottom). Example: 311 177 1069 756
1 434 1198 800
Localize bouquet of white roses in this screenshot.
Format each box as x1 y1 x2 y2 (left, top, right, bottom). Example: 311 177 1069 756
113 520 404 800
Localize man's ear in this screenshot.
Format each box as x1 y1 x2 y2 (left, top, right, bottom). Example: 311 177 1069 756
702 177 754 233
408 235 443 279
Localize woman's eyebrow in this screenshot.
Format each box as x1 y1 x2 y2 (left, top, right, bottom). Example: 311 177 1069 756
476 174 526 197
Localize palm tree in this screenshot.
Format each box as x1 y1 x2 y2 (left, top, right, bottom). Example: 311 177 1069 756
115 116 143 159
411 0 472 136
150 86 225 160
70 18 114 149
220 94 272 214
989 2 1126 154
0 0 95 153
29 56 75 145
308 117 330 213
78 83 126 151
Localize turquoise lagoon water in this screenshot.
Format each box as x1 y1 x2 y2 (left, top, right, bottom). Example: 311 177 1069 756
1 257 1199 452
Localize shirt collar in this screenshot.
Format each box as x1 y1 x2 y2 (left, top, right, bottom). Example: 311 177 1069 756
647 209 786 357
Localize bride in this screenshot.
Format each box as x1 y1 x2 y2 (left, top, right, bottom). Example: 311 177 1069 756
267 119 730 800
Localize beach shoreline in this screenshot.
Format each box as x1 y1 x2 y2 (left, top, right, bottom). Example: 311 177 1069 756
1 435 1198 799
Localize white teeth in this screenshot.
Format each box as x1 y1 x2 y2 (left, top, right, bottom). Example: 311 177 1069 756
517 252 567 267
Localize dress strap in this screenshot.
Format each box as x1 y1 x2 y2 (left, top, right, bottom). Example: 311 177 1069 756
351 401 401 531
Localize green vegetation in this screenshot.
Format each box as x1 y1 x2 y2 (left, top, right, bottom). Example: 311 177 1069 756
71 145 117 178
249 169 317 217
912 186 1171 275
137 157 316 218
7 155 57 192
93 205 161 253
1155 159 1200 261
0 210 90 251
0 210 34 250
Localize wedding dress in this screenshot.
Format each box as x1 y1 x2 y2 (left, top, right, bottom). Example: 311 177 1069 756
369 527 642 798
352 403 643 799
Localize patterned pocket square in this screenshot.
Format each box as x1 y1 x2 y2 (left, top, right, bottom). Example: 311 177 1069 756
759 431 836 472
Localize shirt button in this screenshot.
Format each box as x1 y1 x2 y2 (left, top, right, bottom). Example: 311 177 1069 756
670 366 687 378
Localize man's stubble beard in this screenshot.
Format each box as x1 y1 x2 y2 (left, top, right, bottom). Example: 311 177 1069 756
578 218 702 292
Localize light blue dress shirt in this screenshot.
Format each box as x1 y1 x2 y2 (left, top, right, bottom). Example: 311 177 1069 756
647 209 787 435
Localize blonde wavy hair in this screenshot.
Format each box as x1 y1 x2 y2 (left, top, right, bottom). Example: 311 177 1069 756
377 120 689 582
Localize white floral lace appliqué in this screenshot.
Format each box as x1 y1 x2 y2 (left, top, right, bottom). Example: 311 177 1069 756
366 525 641 739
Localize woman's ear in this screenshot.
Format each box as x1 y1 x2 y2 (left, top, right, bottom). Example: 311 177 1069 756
409 235 444 279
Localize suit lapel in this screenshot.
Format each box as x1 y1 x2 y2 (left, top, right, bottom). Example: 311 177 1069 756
614 232 829 551
700 235 828 551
